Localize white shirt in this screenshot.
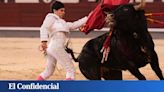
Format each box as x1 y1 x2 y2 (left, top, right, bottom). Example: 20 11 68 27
40 13 88 41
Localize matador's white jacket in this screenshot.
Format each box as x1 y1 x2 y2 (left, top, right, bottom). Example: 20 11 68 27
40 13 88 41
39 13 88 80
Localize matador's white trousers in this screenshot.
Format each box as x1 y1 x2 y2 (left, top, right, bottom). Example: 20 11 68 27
40 32 75 80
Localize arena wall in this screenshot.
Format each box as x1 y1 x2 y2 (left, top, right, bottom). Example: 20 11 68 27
0 1 164 28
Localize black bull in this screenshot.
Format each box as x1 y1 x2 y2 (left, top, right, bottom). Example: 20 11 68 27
67 5 164 80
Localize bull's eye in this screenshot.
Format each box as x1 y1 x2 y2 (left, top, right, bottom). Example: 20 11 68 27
133 32 138 39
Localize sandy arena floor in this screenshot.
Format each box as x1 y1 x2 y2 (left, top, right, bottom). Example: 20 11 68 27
0 38 163 80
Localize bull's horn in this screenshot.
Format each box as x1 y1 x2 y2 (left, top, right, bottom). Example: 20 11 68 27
134 0 146 10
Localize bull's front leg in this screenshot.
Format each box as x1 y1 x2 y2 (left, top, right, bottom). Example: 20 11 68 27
127 62 146 80
150 50 164 80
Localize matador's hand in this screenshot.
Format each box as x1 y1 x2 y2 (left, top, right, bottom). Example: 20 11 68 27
40 41 47 55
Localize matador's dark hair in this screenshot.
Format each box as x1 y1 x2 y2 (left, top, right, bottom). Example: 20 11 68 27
51 1 64 12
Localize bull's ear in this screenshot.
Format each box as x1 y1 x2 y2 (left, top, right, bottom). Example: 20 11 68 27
134 0 146 10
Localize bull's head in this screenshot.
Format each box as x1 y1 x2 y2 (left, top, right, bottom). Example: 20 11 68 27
106 0 145 29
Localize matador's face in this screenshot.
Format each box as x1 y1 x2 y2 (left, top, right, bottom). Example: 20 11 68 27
55 8 65 19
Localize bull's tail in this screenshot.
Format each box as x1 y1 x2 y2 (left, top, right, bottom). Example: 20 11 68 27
65 46 78 62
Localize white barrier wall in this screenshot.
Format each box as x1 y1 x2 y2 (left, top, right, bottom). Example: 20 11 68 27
15 0 39 3
59 0 79 3
135 0 153 2
3 0 164 3
130 0 164 2
3 0 80 3
15 0 79 3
